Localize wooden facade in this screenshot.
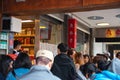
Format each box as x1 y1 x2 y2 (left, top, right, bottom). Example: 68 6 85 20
1 0 120 15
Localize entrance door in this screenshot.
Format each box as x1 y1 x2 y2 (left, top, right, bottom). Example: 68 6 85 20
108 44 120 59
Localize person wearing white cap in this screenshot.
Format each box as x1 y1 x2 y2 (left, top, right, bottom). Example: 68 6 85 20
18 50 61 80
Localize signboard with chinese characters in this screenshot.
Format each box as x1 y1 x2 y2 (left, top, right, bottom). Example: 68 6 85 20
105 29 116 38
95 28 120 38
68 19 77 48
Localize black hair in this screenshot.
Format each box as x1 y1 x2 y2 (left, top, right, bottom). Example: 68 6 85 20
14 40 21 49
83 54 89 58
57 43 69 52
82 63 97 78
97 60 107 70
0 55 13 77
14 52 32 69
116 52 120 58
67 48 75 57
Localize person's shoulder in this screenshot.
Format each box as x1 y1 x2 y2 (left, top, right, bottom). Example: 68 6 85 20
52 74 61 80
18 73 31 80
6 71 12 77
15 68 30 73
54 76 61 80
0 73 4 80
6 71 15 80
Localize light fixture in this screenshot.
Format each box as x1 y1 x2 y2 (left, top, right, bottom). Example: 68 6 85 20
21 20 33 23
88 16 104 20
97 23 109 26
40 26 46 29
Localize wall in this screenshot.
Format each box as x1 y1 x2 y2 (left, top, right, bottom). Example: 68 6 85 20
94 42 102 55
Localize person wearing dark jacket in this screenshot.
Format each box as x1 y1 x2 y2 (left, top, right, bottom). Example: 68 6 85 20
0 55 13 80
13 40 22 55
51 43 79 80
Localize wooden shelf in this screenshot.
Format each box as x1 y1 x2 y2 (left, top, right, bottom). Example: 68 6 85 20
21 44 34 47
14 34 35 37
0 48 7 50
0 39 7 41
0 38 7 41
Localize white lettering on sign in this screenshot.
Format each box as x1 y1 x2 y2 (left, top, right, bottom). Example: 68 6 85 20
70 38 73 43
70 23 73 28
70 31 73 35
16 0 26 2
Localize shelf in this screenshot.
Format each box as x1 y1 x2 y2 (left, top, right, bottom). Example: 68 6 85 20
21 44 34 47
14 34 35 37
0 48 7 50
0 39 7 41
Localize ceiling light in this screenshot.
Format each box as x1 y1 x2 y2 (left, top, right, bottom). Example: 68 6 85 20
21 20 33 23
97 23 109 26
88 16 104 20
116 14 120 18
40 26 46 29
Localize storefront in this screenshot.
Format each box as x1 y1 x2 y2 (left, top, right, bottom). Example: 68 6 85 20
94 27 120 58
12 15 64 56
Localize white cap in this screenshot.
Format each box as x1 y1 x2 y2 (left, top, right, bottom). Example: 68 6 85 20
36 50 54 61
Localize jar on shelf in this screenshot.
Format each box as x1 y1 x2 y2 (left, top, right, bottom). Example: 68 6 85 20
26 28 32 35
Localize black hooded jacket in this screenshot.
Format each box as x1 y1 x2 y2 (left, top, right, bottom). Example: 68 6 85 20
51 53 79 80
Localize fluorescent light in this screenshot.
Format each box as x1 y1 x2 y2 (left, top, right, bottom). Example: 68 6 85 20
40 26 46 29
97 23 109 26
21 20 33 23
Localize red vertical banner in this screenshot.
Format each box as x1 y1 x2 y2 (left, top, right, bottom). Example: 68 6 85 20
68 19 77 48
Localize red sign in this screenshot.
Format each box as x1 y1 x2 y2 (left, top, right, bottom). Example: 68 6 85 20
116 29 120 36
68 19 77 48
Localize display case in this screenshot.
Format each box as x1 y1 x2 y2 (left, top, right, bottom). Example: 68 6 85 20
0 32 8 54
14 22 35 56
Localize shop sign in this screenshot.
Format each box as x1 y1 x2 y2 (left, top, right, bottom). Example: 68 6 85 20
116 29 120 36
68 19 77 48
105 29 116 38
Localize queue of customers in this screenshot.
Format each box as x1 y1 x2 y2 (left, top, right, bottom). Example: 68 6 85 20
0 41 120 80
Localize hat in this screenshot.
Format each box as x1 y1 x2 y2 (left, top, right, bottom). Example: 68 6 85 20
36 50 54 61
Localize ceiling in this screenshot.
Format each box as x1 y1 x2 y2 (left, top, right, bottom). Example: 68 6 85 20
73 8 120 28
15 8 120 29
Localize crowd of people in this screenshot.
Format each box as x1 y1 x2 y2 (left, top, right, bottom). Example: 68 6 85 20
0 41 120 80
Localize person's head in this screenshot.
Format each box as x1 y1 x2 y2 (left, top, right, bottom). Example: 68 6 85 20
83 54 90 64
14 40 21 50
93 55 103 68
83 63 97 78
74 52 84 65
97 60 107 71
14 52 32 69
36 50 54 70
57 43 69 54
0 55 13 77
102 54 108 61
116 52 120 59
103 52 111 59
67 48 76 60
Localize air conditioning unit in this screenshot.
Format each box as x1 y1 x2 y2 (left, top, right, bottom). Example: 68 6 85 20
2 16 22 32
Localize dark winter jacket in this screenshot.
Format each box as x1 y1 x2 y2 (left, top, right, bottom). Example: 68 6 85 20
0 73 5 80
51 53 79 80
